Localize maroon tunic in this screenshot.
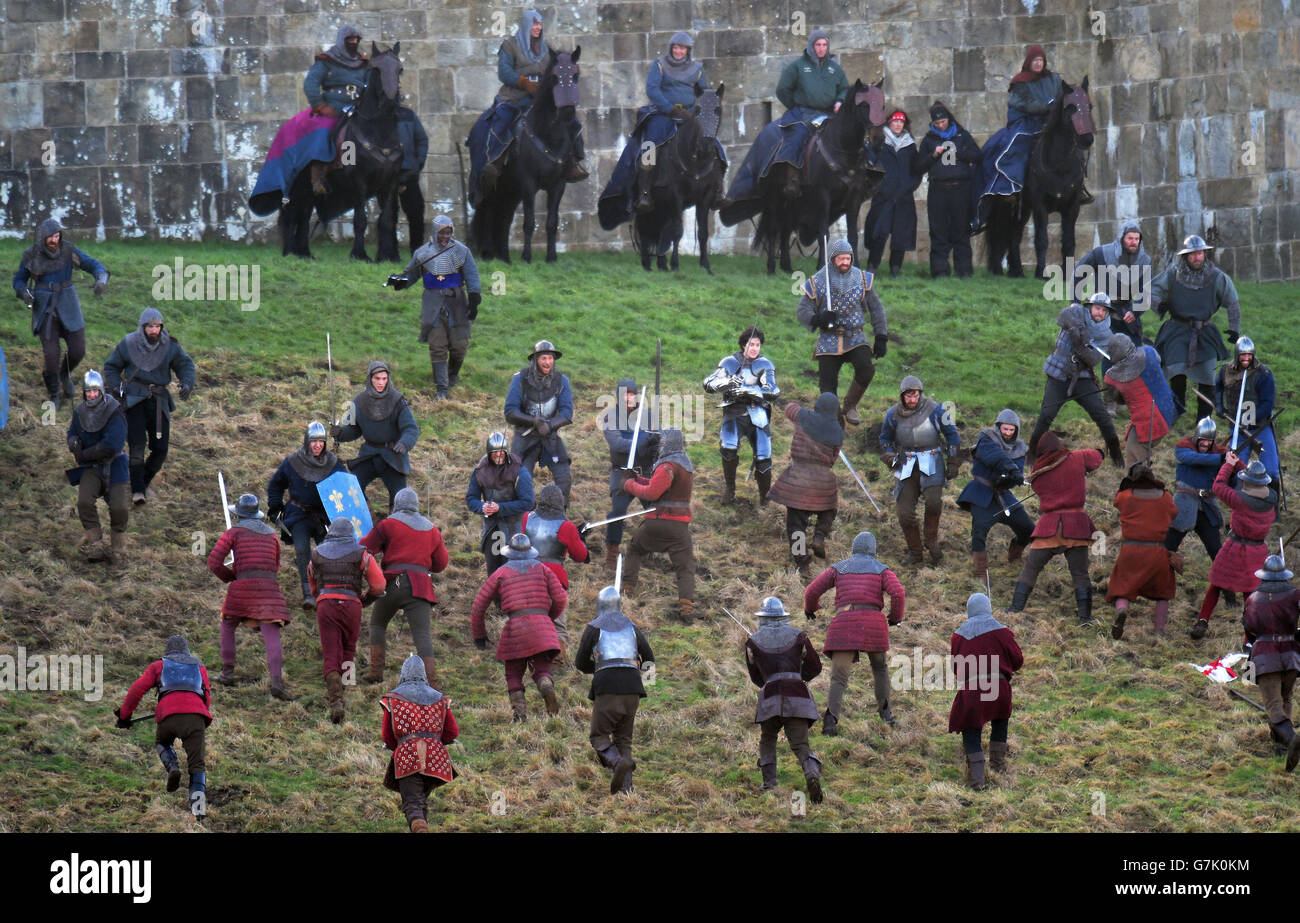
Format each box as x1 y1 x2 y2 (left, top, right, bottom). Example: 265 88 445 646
1207 461 1276 593
1243 587 1300 675
207 526 293 625
947 626 1023 732
804 566 905 655
470 560 567 661
744 630 822 723
768 404 840 511
1106 487 1178 602
361 518 449 602
1028 448 1103 543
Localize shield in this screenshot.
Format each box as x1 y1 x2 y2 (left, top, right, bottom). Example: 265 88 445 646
316 470 374 541
0 346 8 430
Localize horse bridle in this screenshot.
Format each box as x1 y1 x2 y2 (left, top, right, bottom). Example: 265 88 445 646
1063 86 1095 136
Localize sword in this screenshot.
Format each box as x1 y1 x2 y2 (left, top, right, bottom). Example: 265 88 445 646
327 332 338 451
217 471 234 566
838 450 881 513
581 507 657 532
720 606 753 637
614 552 623 594
1001 492 1032 517
1226 686 1267 714
1092 344 1110 362
625 385 647 469
124 712 156 726
1231 367 1248 451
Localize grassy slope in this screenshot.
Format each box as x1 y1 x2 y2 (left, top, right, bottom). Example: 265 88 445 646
2 238 1299 833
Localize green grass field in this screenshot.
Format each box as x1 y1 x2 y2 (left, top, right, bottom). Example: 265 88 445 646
2 237 1299 832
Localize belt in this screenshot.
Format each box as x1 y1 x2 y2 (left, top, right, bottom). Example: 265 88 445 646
837 604 882 614
1122 540 1164 547
506 606 549 619
1176 486 1212 498
1227 530 1265 547
765 671 803 683
396 730 440 747
236 570 277 580
322 584 360 598
595 658 640 671
1256 634 1295 643
387 562 431 576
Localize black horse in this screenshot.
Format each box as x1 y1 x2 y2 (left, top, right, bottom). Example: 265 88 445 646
280 42 405 262
470 48 582 263
632 85 727 273
742 80 887 275
986 77 1094 279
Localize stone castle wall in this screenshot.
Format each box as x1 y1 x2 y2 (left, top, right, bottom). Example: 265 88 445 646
1 0 1297 278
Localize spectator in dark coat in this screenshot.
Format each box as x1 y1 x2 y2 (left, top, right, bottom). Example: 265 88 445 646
863 109 920 276
913 102 981 278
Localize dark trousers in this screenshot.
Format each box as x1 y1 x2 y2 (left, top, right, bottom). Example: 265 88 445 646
348 455 407 512
369 574 434 657
817 345 875 395
1017 545 1091 593
1028 373 1118 457
625 518 696 600
605 487 649 547
1169 374 1215 421
290 519 319 587
1259 670 1298 727
504 653 555 693
399 179 425 255
969 501 1034 552
591 692 640 759
514 436 572 506
927 180 973 276
1164 514 1222 560
316 597 362 677
961 718 1009 754
786 508 836 566
427 316 470 368
398 774 437 824
758 716 813 766
125 396 170 493
39 314 86 378
156 713 206 774
77 469 130 532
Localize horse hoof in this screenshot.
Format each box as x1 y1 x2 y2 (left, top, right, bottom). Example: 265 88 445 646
1007 268 1024 279
1034 268 1049 281
351 253 373 263
546 254 557 263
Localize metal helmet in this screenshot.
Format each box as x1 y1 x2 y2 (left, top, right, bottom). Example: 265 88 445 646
1177 234 1211 256
485 431 509 454
899 374 923 395
851 531 877 557
1240 460 1271 486
82 368 104 394
829 238 853 260
529 339 562 360
505 532 536 560
1085 291 1112 309
1255 554 1295 583
230 493 264 519
596 585 622 618
1107 333 1135 362
1234 336 1255 362
1195 417 1217 441
306 420 327 442
755 596 789 626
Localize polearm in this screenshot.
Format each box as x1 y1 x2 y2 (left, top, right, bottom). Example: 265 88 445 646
217 471 234 566
327 332 338 452
1230 366 1249 451
720 606 753 637
625 385 647 469
838 450 881 513
455 141 470 232
581 507 657 532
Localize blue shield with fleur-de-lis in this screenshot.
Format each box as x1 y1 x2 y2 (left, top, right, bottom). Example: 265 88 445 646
316 470 374 541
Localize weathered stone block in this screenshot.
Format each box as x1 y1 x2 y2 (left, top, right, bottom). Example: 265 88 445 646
106 124 137 163
43 82 86 127
838 52 884 85
0 170 31 228
0 132 11 171
150 163 202 228
8 0 65 22
172 48 224 76
381 11 427 40
51 126 107 166
962 17 1015 50
127 50 170 78
652 0 693 31
183 77 213 121
180 121 220 162
715 29 764 57
218 17 270 48
951 47 984 93
1015 15 1069 44
598 3 653 33
11 128 51 169
75 51 124 81
27 52 75 81
1197 0 1235 32
882 47 950 96
1110 82 1148 126
1200 176 1256 209
225 47 262 75
139 123 181 163
29 166 100 227
613 32 648 61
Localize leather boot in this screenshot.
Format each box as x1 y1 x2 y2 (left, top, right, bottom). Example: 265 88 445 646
59 366 76 398
755 467 772 507
1009 581 1032 613
720 453 738 504
610 753 635 795
822 709 839 737
410 818 429 833
431 361 450 401
989 741 1008 773
596 744 621 770
923 509 943 564
1189 618 1209 639
567 160 590 182
188 771 207 818
842 380 867 426
802 753 824 804
1111 606 1128 640
157 744 181 792
971 550 989 582
1007 541 1027 565
1105 434 1124 468
635 165 654 213
215 663 236 686
902 523 925 564
1269 720 1294 757
797 559 813 580
1287 727 1300 773
80 527 108 562
301 580 316 611
509 689 527 722
965 751 988 791
604 543 620 574
536 674 559 715
43 372 62 409
448 354 465 388
269 675 296 701
878 700 896 727
759 759 778 792
1075 587 1096 625
325 670 345 724
421 656 439 689
364 644 386 683
810 532 827 559
674 598 695 622
109 531 126 565
310 162 328 196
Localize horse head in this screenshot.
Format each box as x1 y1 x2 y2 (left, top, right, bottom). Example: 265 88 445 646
693 83 724 139
366 41 403 103
545 46 581 116
1060 76 1094 148
852 79 887 129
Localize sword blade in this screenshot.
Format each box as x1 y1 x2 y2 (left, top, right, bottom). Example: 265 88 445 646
1231 368 1248 451
614 553 623 594
720 606 753 637
838 450 881 513
582 507 658 531
626 385 647 469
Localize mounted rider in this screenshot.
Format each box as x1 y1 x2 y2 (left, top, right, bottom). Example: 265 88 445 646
304 25 370 195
